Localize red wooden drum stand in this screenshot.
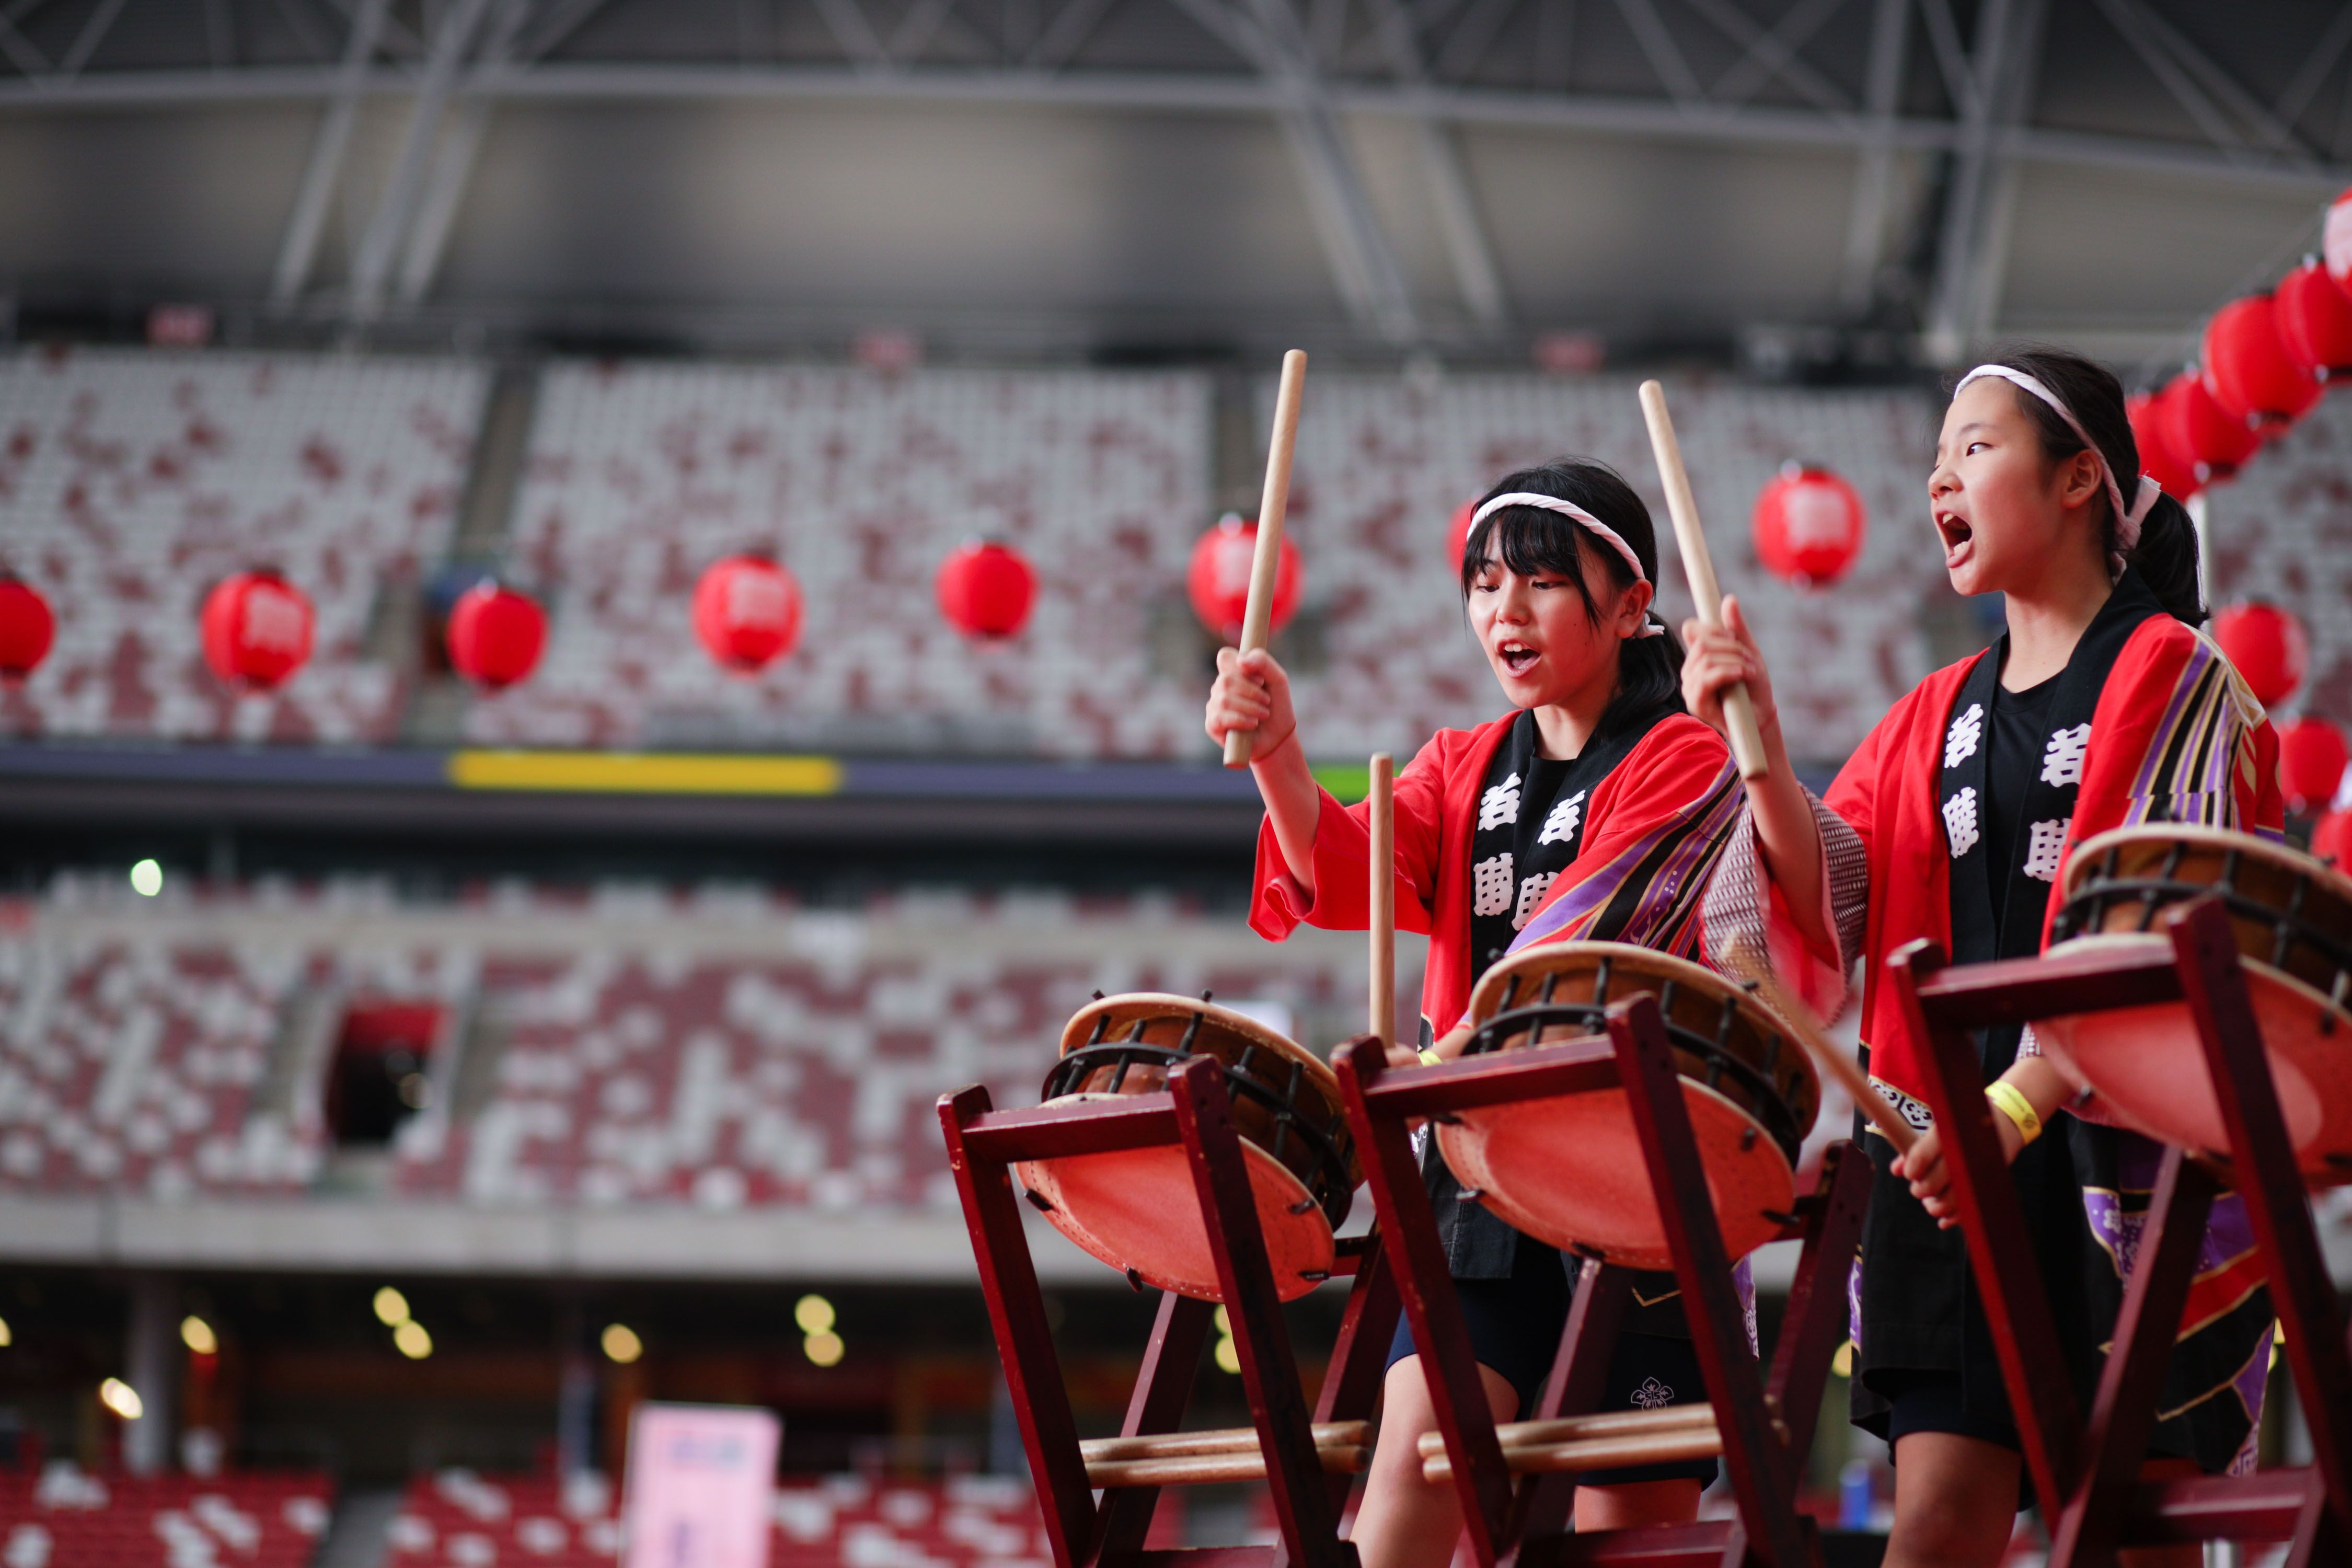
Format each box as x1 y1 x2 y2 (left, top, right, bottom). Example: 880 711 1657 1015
940 1048 1402 1568
1886 896 2352 1566
1334 997 1873 1568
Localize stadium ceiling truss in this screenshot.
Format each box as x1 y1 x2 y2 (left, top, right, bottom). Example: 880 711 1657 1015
2 0 2350 347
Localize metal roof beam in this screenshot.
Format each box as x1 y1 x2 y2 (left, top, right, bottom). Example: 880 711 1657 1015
397 0 536 305
1838 0 1906 311
2090 0 2314 164
347 0 497 322
1371 0 1505 329
1924 0 2049 361
269 0 394 308
1679 0 1850 113
9 56 2352 197
1608 0 1701 105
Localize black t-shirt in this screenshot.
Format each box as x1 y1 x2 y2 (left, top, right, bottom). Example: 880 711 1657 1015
1465 706 1655 982
1982 670 2061 958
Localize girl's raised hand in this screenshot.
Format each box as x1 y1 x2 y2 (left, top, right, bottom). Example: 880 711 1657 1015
1205 647 1299 762
1679 595 1781 743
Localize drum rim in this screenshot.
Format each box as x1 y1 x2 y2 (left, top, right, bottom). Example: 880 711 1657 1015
1464 940 1818 1138
2042 930 2352 1037
1040 1040 1358 1219
2055 826 2352 984
2062 824 2352 907
1059 992 1342 1099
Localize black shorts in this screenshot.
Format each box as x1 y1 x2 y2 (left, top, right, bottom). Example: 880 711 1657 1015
1385 1240 1717 1487
1872 1369 2028 1512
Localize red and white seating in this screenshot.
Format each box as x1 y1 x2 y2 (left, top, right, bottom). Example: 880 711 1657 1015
467 363 1213 757
0 903 321 1198
0 877 1376 1210
0 1464 331 1568
384 1471 1047 1568
0 346 485 744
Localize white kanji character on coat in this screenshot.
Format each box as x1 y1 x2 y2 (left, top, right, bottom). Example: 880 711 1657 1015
1537 790 1587 847
1478 774 1523 831
2040 724 2092 788
1942 787 1980 858
2023 817 2071 882
1512 872 1557 930
1472 852 1515 916
1945 704 1984 769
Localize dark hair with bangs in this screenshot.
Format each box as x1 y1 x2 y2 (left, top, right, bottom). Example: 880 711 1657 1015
1458 458 1685 741
1971 344 2205 625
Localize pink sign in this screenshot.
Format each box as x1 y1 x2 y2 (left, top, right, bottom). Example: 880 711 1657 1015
622 1403 781 1568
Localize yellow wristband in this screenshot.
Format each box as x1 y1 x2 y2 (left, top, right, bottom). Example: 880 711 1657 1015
1418 1047 1444 1067
1986 1080 2042 1146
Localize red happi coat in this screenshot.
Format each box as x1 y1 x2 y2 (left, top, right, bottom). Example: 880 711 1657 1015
1250 710 1739 1033
1774 613 2281 1102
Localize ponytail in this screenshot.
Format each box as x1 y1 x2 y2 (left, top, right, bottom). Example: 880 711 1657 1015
2122 491 2205 626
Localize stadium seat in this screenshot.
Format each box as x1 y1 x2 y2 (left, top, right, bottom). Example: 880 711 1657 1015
0 1463 331 1568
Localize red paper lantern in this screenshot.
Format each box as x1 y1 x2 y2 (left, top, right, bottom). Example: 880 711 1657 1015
2126 385 2200 503
2160 371 2263 482
935 541 1037 639
1751 464 1866 587
2279 716 2350 816
2203 294 2322 431
1187 515 1300 640
1448 499 1478 568
2274 260 2352 378
693 554 802 673
2210 601 2309 709
445 582 547 690
200 570 314 690
0 577 55 679
2313 809 2352 867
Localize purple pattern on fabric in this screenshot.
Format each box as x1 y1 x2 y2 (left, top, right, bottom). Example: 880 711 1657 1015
1510 758 1740 952
2227 1342 2270 1475
2083 1136 2261 1283
1848 1254 1863 1351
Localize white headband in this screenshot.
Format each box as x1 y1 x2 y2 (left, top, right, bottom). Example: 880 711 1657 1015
1468 491 1666 637
1954 364 2161 573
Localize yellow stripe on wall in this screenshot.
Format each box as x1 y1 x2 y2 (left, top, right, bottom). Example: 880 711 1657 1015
448 751 844 797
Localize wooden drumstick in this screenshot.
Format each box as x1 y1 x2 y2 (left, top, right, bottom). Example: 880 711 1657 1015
1637 379 1769 781
1223 349 1308 768
1368 753 1394 1051
1727 940 1916 1156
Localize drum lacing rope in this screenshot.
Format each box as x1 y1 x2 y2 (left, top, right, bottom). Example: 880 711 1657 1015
1042 1009 1357 1223
2054 842 2352 1003
1458 972 1806 1163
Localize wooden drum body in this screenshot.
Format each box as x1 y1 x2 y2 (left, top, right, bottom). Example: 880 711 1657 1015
1015 995 1359 1302
1435 943 1819 1270
2039 825 2352 1179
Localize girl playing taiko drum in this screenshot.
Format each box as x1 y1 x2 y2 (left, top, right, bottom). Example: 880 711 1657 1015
1683 348 2279 1568
1206 460 1748 1565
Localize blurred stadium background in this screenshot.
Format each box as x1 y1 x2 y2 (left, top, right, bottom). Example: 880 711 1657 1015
1 1 2351 1563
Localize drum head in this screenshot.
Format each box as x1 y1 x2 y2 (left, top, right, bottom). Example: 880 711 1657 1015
1437 1083 1796 1270
2036 935 2352 1178
1017 1097 1338 1301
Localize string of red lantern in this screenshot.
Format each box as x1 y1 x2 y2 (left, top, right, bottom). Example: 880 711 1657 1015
2279 715 2349 817
2209 601 2308 710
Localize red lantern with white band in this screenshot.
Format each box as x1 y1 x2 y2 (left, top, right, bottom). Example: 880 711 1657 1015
201 570 314 690
2324 185 2352 292
2203 294 2322 431
1188 514 1299 640
1750 463 1866 587
446 582 548 690
693 554 802 673
936 541 1037 639
2209 601 2308 709
0 576 55 679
